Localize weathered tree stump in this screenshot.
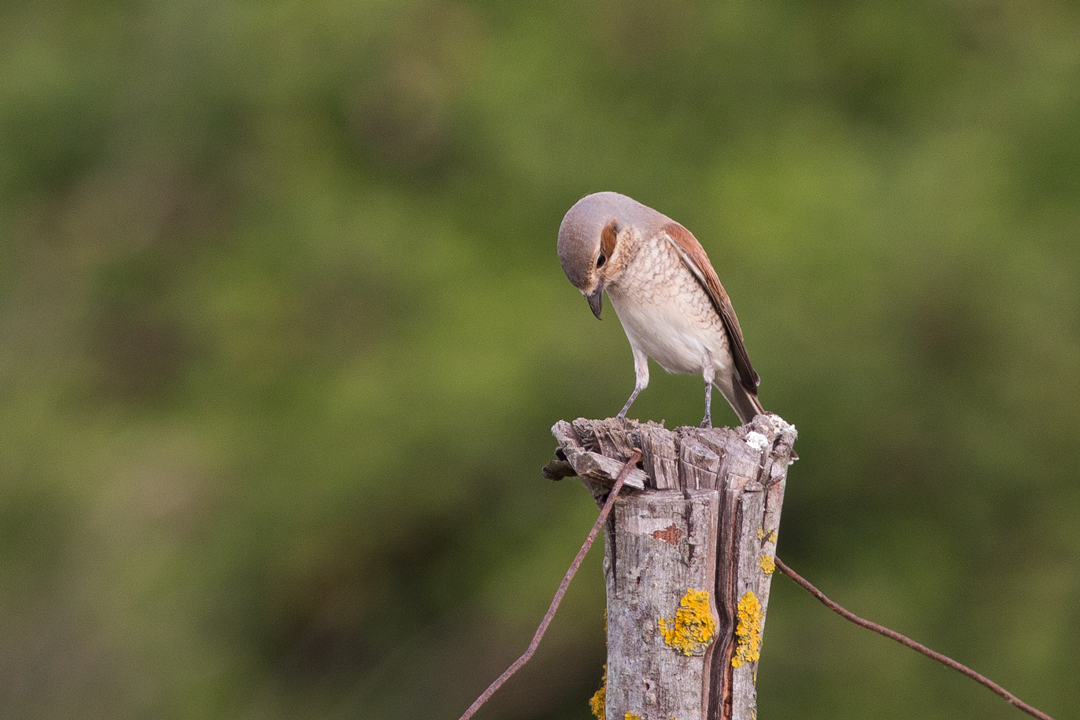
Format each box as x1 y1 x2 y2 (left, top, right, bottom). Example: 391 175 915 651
543 415 797 720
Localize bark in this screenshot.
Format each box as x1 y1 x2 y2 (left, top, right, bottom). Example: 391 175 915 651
548 414 797 720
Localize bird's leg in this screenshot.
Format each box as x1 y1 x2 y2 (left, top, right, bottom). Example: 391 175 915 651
700 361 715 428
617 386 642 419
617 346 650 419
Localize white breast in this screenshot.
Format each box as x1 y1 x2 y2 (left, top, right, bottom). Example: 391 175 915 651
607 238 733 378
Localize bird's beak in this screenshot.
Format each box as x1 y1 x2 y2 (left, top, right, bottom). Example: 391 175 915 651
586 284 604 320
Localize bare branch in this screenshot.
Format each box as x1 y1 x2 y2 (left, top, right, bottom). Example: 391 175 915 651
456 450 642 720
774 557 1055 720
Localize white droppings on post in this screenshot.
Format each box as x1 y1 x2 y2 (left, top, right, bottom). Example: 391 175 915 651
744 431 769 450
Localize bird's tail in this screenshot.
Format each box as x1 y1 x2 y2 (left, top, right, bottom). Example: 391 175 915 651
728 383 766 426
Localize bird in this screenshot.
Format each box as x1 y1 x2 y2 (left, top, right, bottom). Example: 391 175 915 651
557 191 765 428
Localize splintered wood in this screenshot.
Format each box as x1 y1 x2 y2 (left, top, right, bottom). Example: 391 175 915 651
545 415 797 720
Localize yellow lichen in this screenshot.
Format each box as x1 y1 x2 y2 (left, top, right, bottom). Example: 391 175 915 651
731 591 763 668
759 555 775 574
591 612 608 719
589 665 606 719
624 714 643 720
658 589 717 656
756 527 764 540
767 530 777 543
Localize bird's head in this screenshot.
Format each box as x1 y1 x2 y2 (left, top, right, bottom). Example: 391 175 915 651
557 191 653 319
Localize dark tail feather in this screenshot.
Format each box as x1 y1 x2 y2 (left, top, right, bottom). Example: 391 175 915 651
730 384 766 425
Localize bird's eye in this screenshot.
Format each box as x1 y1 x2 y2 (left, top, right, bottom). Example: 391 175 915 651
596 253 607 268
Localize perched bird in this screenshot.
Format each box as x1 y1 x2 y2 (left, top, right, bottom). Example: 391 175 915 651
557 191 764 427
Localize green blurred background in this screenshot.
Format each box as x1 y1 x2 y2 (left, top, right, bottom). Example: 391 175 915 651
1 0 1078 718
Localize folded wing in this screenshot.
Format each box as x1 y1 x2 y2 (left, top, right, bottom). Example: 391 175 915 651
661 222 761 394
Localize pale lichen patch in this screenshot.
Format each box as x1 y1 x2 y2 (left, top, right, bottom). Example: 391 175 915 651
658 589 716 656
731 591 763 668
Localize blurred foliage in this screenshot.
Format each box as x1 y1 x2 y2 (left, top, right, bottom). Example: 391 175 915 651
1 0 1079 718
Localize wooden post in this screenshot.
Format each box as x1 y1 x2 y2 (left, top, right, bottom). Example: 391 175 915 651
544 415 797 720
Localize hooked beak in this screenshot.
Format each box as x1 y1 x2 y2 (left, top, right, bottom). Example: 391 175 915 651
586 284 604 320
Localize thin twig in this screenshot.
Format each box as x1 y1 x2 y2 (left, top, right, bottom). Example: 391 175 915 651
774 557 1055 720
457 450 643 720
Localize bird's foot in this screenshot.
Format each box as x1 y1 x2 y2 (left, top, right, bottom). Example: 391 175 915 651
699 415 712 429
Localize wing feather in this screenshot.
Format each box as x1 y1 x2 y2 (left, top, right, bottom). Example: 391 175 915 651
662 222 761 393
